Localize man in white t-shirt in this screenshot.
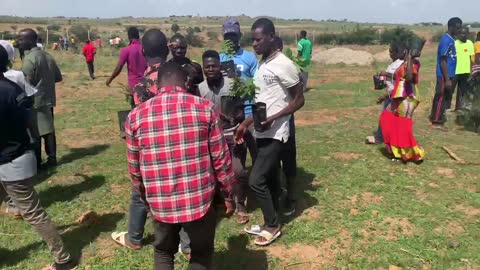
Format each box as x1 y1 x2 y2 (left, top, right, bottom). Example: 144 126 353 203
235 18 305 246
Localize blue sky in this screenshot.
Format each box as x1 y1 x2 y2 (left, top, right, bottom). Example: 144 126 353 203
0 0 478 24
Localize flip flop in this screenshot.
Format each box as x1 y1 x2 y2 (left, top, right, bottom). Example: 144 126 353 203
244 225 262 235
236 212 250 224
254 230 282 246
111 231 142 250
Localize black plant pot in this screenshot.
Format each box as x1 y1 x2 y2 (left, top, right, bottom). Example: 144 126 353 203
410 38 426 58
253 102 267 132
117 110 130 138
373 75 387 90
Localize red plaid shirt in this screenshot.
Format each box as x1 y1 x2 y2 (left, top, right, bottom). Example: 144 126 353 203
125 86 234 223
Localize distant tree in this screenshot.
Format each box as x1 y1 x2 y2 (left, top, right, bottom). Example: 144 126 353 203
171 23 180 33
193 26 201 33
69 24 90 41
47 24 61 31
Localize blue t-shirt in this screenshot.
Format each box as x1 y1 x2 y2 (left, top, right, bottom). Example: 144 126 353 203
436 33 457 78
220 48 259 117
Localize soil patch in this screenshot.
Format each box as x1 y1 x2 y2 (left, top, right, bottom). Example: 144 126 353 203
313 48 374 66
295 110 338 126
436 167 456 178
453 205 480 218
331 152 365 160
434 221 465 237
267 229 352 269
362 217 417 241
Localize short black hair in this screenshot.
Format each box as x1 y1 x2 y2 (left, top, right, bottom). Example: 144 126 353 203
300 30 307 37
20 28 38 42
202 50 220 61
128 27 140 40
251 18 275 35
390 40 408 54
447 17 462 28
170 34 186 44
158 62 187 82
142 29 169 58
273 36 283 51
0 44 8 73
86 40 90 44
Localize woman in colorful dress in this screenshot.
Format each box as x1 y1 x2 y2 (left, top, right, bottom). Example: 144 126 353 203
380 41 425 162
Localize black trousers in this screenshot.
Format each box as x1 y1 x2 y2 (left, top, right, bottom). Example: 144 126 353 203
430 77 455 124
249 138 284 227
86 62 95 79
153 206 216 270
34 107 56 165
455 73 470 111
281 116 297 202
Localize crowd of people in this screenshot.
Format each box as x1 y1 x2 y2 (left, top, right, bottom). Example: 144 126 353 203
367 17 480 162
1 15 479 270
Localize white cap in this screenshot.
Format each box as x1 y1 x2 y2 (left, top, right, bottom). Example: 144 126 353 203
0 40 16 61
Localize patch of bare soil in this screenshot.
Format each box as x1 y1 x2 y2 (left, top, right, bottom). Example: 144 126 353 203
362 217 417 241
331 152 365 160
349 192 384 208
299 207 322 221
267 229 352 269
453 205 480 218
434 221 465 237
313 48 374 66
436 167 456 178
295 110 338 126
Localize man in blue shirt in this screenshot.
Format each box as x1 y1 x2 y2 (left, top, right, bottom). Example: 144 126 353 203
430 17 462 128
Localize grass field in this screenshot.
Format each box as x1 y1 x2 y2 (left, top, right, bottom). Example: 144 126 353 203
0 38 479 270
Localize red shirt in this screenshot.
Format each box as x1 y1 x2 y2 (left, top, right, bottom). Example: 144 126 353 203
125 86 234 223
82 43 96 62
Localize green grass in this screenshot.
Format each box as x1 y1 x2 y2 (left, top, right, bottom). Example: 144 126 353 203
1 45 479 270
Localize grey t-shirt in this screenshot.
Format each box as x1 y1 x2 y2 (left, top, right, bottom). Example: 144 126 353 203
198 76 239 133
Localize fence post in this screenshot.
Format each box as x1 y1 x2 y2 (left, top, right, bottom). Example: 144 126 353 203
312 30 315 50
46 29 49 49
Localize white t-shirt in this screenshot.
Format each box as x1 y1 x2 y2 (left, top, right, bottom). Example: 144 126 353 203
254 52 300 142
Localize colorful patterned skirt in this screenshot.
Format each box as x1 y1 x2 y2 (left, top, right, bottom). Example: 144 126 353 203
380 97 425 161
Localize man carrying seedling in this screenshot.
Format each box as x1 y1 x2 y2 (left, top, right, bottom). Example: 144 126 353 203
106 27 147 107
111 29 170 251
199 50 250 225
220 18 259 167
236 18 305 246
297 30 312 92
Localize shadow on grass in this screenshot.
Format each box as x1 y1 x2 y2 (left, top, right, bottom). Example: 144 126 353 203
214 234 269 270
39 174 106 208
59 144 110 166
0 213 124 268
281 167 318 224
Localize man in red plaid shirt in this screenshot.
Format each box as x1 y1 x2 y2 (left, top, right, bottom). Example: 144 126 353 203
125 62 234 270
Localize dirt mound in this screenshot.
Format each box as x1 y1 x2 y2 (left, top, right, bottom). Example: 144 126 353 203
373 50 391 62
312 48 373 66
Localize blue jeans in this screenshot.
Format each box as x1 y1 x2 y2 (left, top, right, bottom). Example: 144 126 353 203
128 188 148 246
375 98 391 143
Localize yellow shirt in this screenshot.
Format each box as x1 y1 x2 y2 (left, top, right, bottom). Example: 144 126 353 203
475 41 480 64
455 40 475 75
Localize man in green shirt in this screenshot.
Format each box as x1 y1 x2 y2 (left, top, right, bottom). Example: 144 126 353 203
297 30 312 91
454 26 475 111
17 29 62 169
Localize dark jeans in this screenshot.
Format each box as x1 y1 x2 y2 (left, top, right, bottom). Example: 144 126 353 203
430 76 455 124
225 134 248 209
249 138 283 227
128 187 148 246
244 129 257 164
455 73 470 111
375 98 392 142
281 116 297 203
153 206 216 270
86 61 95 79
